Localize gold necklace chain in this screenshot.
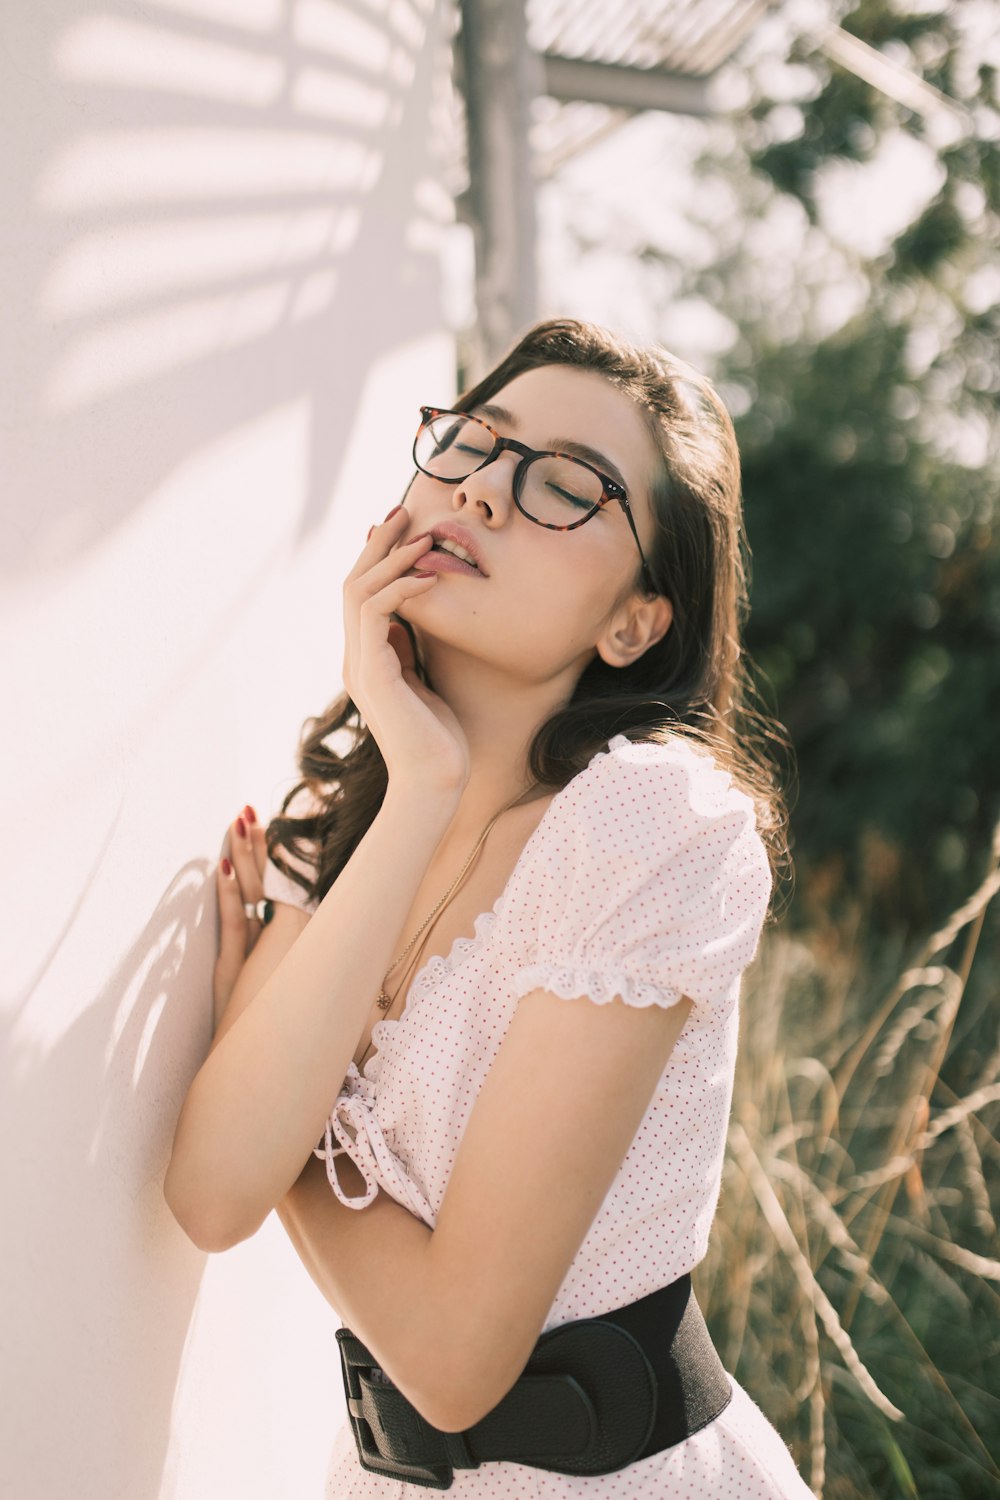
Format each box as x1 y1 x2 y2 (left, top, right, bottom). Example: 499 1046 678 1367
375 785 537 1014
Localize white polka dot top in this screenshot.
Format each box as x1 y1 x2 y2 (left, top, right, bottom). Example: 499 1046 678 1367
263 733 813 1497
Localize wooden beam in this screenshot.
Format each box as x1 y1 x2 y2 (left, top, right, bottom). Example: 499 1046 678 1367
457 0 539 372
540 52 718 116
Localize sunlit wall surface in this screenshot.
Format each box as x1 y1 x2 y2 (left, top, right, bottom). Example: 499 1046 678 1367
0 3 454 1497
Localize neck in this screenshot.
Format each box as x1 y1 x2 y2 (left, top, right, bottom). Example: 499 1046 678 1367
417 641 590 842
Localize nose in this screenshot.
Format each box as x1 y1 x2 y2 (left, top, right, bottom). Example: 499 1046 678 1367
452 449 520 520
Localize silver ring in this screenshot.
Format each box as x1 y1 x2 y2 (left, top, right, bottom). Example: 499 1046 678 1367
243 898 274 925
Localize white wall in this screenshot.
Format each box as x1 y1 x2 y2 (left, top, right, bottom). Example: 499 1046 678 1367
0 3 456 1496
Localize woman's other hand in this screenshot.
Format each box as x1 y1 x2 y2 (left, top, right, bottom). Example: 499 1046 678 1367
214 805 268 1032
342 505 470 794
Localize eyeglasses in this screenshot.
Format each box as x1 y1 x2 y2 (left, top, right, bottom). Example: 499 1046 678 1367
412 406 659 596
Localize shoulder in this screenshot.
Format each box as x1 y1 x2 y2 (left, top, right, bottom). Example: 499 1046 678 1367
550 732 765 872
502 734 773 1017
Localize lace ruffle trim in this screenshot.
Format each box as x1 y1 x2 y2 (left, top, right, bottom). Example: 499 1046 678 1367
404 907 500 1010
511 963 688 1011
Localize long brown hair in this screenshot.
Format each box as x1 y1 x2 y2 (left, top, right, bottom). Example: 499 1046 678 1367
267 318 794 919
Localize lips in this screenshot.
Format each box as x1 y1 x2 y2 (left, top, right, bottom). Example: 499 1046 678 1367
428 523 488 575
415 547 484 578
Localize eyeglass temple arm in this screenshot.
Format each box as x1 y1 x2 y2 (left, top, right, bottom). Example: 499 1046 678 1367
618 494 658 596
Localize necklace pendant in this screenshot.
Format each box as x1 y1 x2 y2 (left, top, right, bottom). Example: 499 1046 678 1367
376 988 392 1012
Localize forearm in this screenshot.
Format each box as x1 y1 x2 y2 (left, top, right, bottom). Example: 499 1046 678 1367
165 785 457 1248
277 1153 433 1343
276 1153 448 1424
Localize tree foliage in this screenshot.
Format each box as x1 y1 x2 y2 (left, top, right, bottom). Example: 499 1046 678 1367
684 0 1000 937
542 9 1000 1490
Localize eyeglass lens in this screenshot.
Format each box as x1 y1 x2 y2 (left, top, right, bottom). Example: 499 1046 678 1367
415 412 606 525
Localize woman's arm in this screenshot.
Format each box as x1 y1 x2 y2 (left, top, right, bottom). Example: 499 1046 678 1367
209 901 310 1056
261 798 700 1435
164 782 458 1252
273 988 692 1434
164 510 471 1241
275 1153 436 1388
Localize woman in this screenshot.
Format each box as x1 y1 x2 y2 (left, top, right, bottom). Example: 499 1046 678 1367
165 318 812 1496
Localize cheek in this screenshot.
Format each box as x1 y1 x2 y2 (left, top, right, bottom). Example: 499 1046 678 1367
506 539 595 613
500 546 616 649
553 527 625 608
402 475 441 516
533 520 608 581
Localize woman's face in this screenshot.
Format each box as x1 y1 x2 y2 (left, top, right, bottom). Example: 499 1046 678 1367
393 363 670 685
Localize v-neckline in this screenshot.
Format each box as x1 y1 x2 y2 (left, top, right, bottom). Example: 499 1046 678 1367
360 734 626 1071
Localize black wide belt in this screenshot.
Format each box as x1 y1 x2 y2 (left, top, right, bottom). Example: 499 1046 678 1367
336 1273 732 1490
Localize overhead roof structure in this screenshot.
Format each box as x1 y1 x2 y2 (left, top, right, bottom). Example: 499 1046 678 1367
450 0 967 373
527 0 773 178
454 0 776 371
532 0 772 68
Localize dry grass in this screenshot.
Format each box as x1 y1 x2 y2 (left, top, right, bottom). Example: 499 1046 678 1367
694 818 1000 1499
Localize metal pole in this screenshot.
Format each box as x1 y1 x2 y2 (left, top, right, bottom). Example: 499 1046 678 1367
457 0 540 375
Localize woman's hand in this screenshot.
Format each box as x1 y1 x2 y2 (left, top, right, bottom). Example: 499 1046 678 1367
214 806 269 1031
342 505 470 793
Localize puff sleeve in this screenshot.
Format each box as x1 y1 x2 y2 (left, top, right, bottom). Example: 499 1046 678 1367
262 785 322 915
509 734 772 1020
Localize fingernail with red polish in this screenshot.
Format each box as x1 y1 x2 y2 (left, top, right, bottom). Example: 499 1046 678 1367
221 857 232 876
383 504 403 522
236 816 247 838
244 805 257 824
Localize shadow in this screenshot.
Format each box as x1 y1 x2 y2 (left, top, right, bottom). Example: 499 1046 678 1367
2 859 219 1498
5 0 449 581
2 1 453 1494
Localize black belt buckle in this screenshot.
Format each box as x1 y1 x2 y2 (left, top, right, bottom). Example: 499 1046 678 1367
336 1317 659 1488
335 1276 727 1486
336 1328 473 1489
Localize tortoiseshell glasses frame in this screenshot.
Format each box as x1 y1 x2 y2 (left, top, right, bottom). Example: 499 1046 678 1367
413 406 659 597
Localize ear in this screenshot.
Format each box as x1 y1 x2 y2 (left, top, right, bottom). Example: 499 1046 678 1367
595 592 674 670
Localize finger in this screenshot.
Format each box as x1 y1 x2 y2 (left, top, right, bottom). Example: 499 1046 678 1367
356 576 438 682
346 532 434 600
217 856 250 972
343 539 435 695
359 570 438 630
250 820 268 883
229 813 262 915
237 803 269 884
344 505 411 585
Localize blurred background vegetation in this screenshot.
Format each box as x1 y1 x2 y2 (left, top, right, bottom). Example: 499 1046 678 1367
728 1 998 943
687 5 1000 1494
513 0 1000 1492
587 0 1000 942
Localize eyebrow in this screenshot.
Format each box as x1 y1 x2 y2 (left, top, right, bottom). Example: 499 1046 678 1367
471 402 630 494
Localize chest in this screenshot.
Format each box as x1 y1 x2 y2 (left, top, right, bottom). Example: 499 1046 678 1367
351 793 556 1073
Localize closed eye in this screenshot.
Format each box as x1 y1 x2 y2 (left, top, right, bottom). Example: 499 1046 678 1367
547 482 596 511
